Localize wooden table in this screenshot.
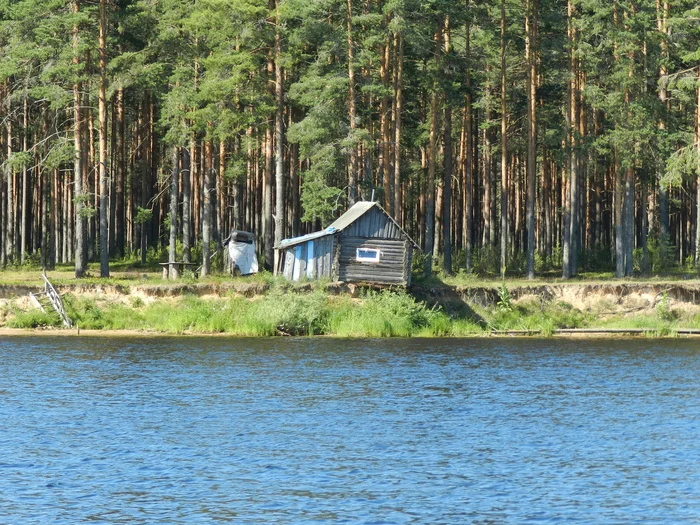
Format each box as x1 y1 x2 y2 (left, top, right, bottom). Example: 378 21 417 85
159 261 199 279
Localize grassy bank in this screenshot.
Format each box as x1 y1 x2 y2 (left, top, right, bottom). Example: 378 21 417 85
6 289 465 336
4 282 698 337
2 261 700 336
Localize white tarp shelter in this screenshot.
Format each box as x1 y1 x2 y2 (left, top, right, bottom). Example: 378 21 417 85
225 231 258 275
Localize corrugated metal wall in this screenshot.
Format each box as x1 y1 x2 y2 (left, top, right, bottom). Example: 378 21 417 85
282 236 335 281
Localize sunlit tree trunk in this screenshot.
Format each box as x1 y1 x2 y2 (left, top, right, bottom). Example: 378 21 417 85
274 1 285 272
562 0 578 279
694 69 700 266
114 87 125 258
463 12 473 272
392 33 404 222
169 146 179 279
499 0 508 277
20 89 29 264
5 118 14 264
346 0 358 203
525 0 537 279
657 0 670 249
182 144 192 264
380 24 392 213
423 22 442 277
442 18 453 275
98 0 109 277
202 139 213 276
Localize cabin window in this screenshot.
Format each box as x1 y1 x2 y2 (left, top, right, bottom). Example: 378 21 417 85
356 248 381 263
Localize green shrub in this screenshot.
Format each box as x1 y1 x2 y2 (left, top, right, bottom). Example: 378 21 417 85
472 245 500 275
328 290 446 337
451 318 485 336
486 299 587 334
130 296 145 308
64 295 145 330
656 292 678 322
8 309 60 328
64 296 106 329
252 289 329 335
497 282 513 312
647 234 675 274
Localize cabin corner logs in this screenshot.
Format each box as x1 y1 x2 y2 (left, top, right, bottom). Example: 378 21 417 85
275 202 418 287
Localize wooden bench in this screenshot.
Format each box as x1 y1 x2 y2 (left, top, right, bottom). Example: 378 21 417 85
159 261 199 280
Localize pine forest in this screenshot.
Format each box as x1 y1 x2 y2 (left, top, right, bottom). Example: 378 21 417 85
1 0 699 279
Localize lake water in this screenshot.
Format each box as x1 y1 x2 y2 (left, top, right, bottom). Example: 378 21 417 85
0 336 697 523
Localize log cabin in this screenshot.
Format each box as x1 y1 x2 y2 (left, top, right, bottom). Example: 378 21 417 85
275 201 419 286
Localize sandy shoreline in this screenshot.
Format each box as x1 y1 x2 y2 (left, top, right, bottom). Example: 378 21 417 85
0 327 169 338
1 327 698 339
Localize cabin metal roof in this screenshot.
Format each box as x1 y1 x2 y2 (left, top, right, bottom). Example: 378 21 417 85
276 227 339 249
275 201 418 249
327 201 376 231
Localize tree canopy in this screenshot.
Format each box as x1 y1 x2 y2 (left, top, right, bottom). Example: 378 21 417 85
0 0 699 277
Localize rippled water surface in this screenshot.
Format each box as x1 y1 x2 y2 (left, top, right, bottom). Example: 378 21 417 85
0 336 698 523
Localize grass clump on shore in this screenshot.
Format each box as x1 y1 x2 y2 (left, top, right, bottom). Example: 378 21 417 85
233 290 330 335
479 299 589 335
327 290 453 337
7 309 60 329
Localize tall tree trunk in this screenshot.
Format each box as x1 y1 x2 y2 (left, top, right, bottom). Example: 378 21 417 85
346 0 358 202
423 22 442 277
182 144 192 263
192 141 200 243
86 94 96 261
621 7 636 277
0 86 5 268
264 120 274 270
5 114 13 264
525 0 537 279
20 91 29 264
434 151 443 259
139 95 150 265
499 0 508 277
576 69 585 272
483 80 494 248
463 13 473 272
694 69 700 266
49 168 57 268
274 3 285 273
380 27 392 213
443 107 452 275
169 147 179 279
563 0 578 278
202 140 213 276
114 87 125 258
392 32 404 221
542 151 552 262
442 18 452 275
290 112 300 237
218 140 226 239
623 165 635 275
41 168 50 269
98 0 109 277
217 141 225 243
657 0 670 256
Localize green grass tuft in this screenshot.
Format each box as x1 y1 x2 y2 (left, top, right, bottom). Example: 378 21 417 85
7 309 61 329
